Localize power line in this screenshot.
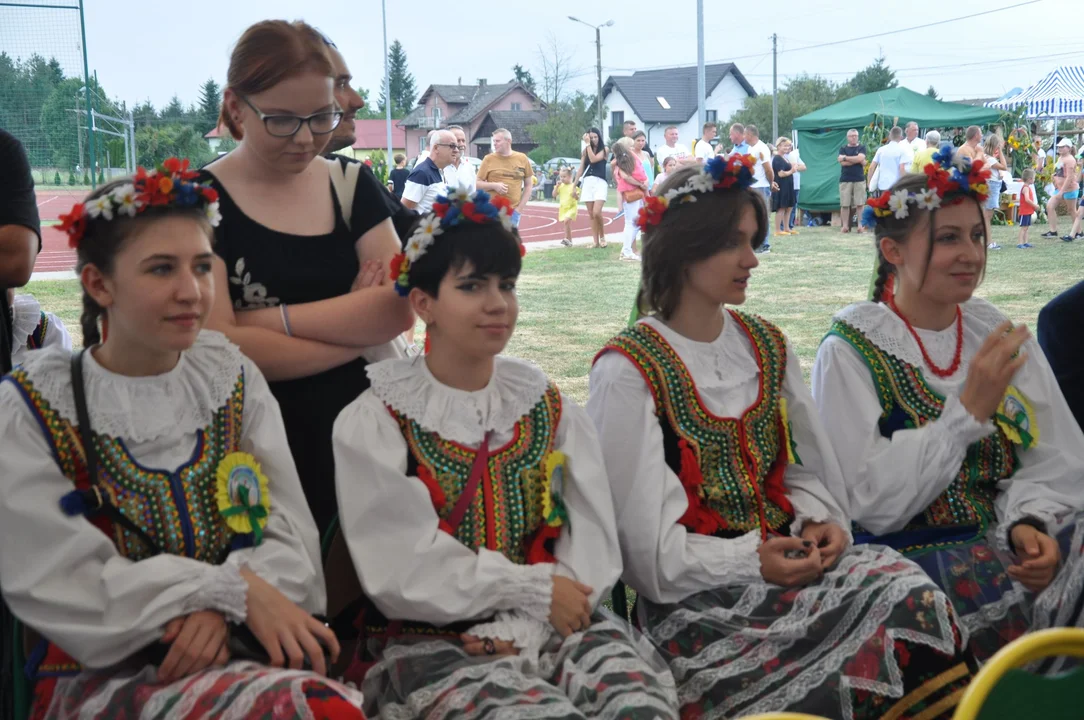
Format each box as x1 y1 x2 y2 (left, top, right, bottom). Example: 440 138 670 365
602 0 1041 74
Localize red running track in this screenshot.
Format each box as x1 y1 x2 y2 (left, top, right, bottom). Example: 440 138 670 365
34 190 624 274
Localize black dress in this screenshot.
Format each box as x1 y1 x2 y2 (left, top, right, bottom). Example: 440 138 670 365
771 155 796 211
201 158 393 534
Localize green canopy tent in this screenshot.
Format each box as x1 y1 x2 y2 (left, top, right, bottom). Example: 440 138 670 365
793 87 1003 213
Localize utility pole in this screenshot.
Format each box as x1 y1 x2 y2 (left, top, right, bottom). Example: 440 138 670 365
570 17 614 135
382 0 393 162
771 33 778 142
595 27 604 133
696 0 705 130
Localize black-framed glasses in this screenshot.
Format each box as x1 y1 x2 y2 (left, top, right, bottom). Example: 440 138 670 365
434 143 459 151
240 95 344 138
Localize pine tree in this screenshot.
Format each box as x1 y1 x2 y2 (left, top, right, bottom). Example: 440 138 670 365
926 85 939 100
377 40 417 119
197 79 221 132
161 94 187 121
847 56 898 96
513 64 536 94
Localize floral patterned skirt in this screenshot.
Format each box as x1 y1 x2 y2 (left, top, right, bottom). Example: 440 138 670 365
901 517 1084 667
31 660 365 720
360 612 678 720
639 545 974 720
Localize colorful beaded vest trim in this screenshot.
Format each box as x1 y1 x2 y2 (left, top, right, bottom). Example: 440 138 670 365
827 321 1017 535
27 311 49 350
596 313 796 540
390 384 564 565
4 368 248 564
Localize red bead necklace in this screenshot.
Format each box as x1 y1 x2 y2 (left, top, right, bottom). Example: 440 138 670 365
888 297 964 378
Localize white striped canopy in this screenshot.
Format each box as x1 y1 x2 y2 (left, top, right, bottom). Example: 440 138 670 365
985 66 1084 117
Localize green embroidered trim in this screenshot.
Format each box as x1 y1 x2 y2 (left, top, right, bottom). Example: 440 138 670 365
394 385 563 564
826 321 1017 530
604 312 795 534
10 368 246 562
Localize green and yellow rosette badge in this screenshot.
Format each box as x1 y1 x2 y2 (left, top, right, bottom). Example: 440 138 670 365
216 452 271 545
995 386 1039 450
542 451 569 528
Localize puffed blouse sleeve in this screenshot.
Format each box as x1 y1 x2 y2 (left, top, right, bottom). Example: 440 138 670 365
586 352 763 605
231 357 325 613
333 390 555 627
812 335 1002 536
0 381 250 669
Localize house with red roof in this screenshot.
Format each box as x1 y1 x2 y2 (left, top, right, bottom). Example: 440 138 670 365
204 121 405 161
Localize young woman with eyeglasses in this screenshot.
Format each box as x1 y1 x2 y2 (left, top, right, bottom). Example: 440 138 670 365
200 20 413 535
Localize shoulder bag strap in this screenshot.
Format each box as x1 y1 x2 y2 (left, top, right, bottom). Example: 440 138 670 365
70 350 161 556
327 157 361 232
444 432 492 533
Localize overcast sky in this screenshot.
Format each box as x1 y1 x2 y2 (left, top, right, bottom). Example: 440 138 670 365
2 0 1079 111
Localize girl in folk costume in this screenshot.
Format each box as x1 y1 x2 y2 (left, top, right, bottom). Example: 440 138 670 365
0 161 365 719
588 158 975 720
332 189 678 720
812 145 1084 665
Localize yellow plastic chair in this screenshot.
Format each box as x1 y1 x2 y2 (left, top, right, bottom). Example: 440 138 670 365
954 627 1084 720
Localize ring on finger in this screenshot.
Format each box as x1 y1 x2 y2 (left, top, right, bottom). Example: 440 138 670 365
483 638 496 656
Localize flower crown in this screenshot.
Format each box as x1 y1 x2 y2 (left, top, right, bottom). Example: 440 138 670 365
862 144 990 227
57 157 221 249
637 154 757 229
390 189 521 296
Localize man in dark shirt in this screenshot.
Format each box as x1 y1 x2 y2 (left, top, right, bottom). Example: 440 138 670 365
0 129 41 374
1038 280 1084 430
837 128 868 234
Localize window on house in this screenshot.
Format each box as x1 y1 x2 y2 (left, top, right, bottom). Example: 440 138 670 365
706 110 718 123
510 102 522 111
656 97 670 109
611 111 624 129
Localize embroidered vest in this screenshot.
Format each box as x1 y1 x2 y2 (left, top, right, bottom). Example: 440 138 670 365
827 320 1017 531
392 384 564 565
5 368 247 564
27 311 48 350
597 313 796 539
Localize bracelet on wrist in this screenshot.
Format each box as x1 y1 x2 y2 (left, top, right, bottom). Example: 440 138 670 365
280 303 293 337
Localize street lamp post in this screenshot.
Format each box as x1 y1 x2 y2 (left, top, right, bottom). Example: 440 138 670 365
569 16 613 136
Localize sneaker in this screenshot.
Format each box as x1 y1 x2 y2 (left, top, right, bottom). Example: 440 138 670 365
1062 235 1075 242
560 238 573 246
619 253 641 262
1076 232 1084 239
1016 243 1034 249
755 244 771 255
1041 230 1058 237
988 243 1002 250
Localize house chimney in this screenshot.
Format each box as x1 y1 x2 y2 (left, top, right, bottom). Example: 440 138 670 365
458 76 462 85
478 78 487 88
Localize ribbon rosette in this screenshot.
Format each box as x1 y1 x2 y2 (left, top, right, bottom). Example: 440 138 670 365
995 386 1039 450
216 452 271 544
528 451 570 565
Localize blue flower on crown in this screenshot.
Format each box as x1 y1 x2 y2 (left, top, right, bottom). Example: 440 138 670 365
933 142 955 169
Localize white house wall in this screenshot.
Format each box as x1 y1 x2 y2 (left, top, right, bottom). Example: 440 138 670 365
604 73 752 153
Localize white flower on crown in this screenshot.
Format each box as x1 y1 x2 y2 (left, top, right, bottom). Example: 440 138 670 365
686 171 717 194
406 216 442 261
888 189 912 219
110 184 141 217
86 195 114 221
497 206 515 233
204 201 222 227
916 188 942 211
446 189 471 205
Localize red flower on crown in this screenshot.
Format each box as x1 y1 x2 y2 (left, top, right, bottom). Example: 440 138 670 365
637 196 669 228
58 203 87 249
491 195 513 213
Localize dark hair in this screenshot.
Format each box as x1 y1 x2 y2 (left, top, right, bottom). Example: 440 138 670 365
219 20 333 140
623 120 636 128
584 127 605 156
703 122 717 133
393 153 405 164
636 166 768 319
76 180 213 347
408 222 522 297
869 174 987 303
632 130 646 141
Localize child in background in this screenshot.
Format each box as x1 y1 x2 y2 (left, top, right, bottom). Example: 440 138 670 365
8 288 72 366
652 156 678 195
613 138 649 262
553 166 579 246
1018 168 1038 249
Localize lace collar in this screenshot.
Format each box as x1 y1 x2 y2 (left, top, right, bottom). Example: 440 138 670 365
15 330 245 443
366 355 551 445
641 314 760 391
834 298 1007 375
11 294 41 347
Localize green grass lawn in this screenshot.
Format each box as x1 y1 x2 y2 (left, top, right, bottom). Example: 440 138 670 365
25 224 1082 404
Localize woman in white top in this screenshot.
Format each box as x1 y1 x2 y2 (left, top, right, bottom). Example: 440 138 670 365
588 158 974 719
332 190 677 720
982 134 1008 247
0 163 364 718
813 145 1084 665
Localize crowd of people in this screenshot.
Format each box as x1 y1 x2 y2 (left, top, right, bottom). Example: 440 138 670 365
2 17 1084 720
